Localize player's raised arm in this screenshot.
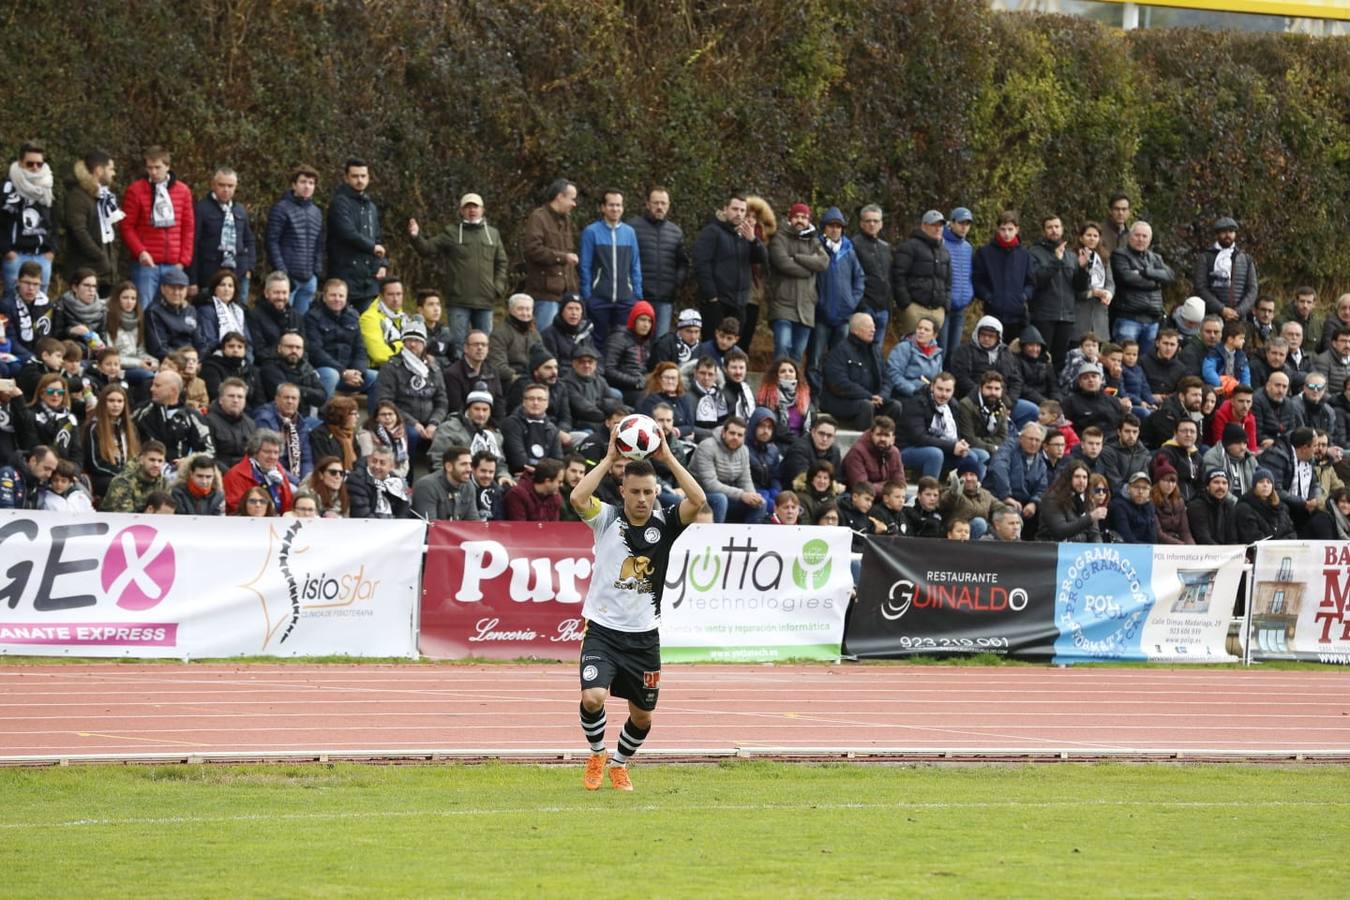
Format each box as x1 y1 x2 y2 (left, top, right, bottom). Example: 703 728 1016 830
655 430 706 524
570 428 618 516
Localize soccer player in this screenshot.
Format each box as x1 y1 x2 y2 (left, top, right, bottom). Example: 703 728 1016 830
569 427 706 791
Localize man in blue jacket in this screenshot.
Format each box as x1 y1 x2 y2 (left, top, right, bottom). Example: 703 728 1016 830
266 165 324 316
813 207 865 385
579 189 642 353
985 422 1048 531
942 207 975 350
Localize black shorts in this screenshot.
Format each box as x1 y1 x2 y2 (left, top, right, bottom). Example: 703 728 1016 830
579 621 661 711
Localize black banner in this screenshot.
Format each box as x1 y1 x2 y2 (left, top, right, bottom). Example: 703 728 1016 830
844 537 1059 659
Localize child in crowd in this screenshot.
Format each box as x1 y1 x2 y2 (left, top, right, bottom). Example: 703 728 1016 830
900 476 944 538
1117 339 1156 416
836 482 893 548
1038 399 1079 452
1058 331 1101 395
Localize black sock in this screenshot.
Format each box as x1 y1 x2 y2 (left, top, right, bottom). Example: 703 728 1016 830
612 717 650 765
579 702 606 753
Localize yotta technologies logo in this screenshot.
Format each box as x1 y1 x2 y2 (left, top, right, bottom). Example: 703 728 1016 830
665 533 839 611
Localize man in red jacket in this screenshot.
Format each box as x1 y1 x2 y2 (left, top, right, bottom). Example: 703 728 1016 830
503 457 564 521
841 415 905 495
120 146 194 309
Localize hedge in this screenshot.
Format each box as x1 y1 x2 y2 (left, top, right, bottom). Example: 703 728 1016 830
6 0 1349 304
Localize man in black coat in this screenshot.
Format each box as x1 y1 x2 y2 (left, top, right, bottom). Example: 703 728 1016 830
852 205 893 337
190 168 257 297
819 313 903 429
1110 221 1175 355
304 278 375 400
443 329 505 424
777 415 842 487
325 158 386 310
346 446 411 519
1187 469 1237 544
627 187 688 337
1061 362 1125 436
897 372 982 480
691 193 767 329
891 210 951 337
1194 217 1258 323
260 331 326 413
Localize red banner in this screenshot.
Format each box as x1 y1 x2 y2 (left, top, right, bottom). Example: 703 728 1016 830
420 521 595 659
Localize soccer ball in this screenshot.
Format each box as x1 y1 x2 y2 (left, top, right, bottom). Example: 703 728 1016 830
614 413 661 460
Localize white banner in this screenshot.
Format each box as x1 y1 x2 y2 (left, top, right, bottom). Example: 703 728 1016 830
659 525 853 662
1250 541 1350 664
0 511 423 658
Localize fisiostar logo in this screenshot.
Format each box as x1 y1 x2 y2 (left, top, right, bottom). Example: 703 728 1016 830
792 538 831 590
100 525 176 611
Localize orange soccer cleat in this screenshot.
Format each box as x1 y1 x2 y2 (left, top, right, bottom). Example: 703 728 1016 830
608 764 633 792
583 752 607 791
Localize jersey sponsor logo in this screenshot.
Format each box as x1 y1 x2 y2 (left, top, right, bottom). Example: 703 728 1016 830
615 555 654 594
582 664 599 681
642 670 661 689
643 526 661 544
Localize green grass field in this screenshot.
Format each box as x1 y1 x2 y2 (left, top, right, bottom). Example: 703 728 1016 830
2 762 1346 898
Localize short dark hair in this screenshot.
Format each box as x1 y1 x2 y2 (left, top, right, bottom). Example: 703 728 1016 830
716 317 741 335
344 157 368 172
623 459 656 480
379 275 402 291
142 439 167 456
417 289 441 305
190 455 217 472
564 453 587 468
442 445 471 467
725 347 748 365
18 260 43 280
997 210 1019 227
1222 321 1246 341
1177 376 1205 394
807 460 835 481
723 416 747 432
546 178 575 202
1294 285 1316 298
1291 427 1316 448
143 491 174 511
813 414 838 432
1232 384 1255 398
600 188 623 205
980 370 1005 386
915 476 941 493
83 149 111 170
292 164 320 182
1120 414 1141 430
850 481 875 497
534 458 563 481
471 450 497 469
1108 191 1130 207
873 416 895 434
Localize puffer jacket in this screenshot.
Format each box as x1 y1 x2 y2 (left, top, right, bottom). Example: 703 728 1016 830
304 302 368 372
120 175 194 267
943 226 974 313
852 231 893 315
1109 492 1158 544
985 434 1048 504
412 219 509 311
816 230 866 329
1195 246 1259 319
603 302 654 393
972 238 1034 325
628 213 688 304
325 183 383 300
891 229 951 312
266 189 324 282
767 226 829 326
1111 244 1175 322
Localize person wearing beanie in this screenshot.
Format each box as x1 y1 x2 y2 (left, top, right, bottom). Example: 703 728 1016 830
1149 459 1194 544
1234 465 1295 543
939 454 997 539
648 307 703 371
767 202 829 364
578 189 643 352
604 300 656 405
488 292 542 387
812 206 867 386
371 317 448 457
540 293 596 372
972 210 1035 338
428 388 509 476
506 342 575 441
1186 468 1237 545
1194 217 1259 323
408 191 509 350
1202 419 1258 499
1171 295 1208 341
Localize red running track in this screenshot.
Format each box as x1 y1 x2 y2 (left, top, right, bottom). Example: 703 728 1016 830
2 664 1350 764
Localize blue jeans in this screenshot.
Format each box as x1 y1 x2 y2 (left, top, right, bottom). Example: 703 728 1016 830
940 307 969 350
704 492 768 524
316 366 378 400
771 319 812 363
447 307 495 352
651 300 673 338
1112 318 1160 359
587 299 633 354
290 275 318 317
901 446 945 479
3 253 52 293
869 309 889 344
533 298 560 333
811 321 850 380
132 263 184 309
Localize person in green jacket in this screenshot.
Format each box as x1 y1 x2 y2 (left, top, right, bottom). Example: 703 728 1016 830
99 440 169 513
409 192 509 351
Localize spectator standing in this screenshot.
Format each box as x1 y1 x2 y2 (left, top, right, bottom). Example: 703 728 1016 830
627 186 688 338
579 189 642 351
62 149 122 292
853 204 894 343
767 202 828 364
1099 192 1132 257
265 165 324 315
1110 221 1175 356
891 210 952 338
521 179 579 332
972 210 1034 337
409 192 508 349
2 141 59 293
1194 217 1258 322
1072 221 1114 346
195 269 251 362
325 158 385 310
488 293 542 388
190 168 256 300
813 207 867 382
940 207 975 350
692 192 767 330
120 146 194 308
1027 214 1089 374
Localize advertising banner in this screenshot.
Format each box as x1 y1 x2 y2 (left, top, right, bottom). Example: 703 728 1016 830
844 538 1059 659
419 522 853 662
0 511 423 658
846 537 1245 663
1250 541 1350 664
1052 544 1245 664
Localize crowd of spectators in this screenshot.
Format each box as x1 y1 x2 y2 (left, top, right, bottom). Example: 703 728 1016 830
3 141 1350 545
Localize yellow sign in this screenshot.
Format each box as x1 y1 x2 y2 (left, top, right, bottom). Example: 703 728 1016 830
1096 0 1350 19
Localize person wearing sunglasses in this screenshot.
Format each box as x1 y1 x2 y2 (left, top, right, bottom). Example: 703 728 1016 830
1 141 58 294
1037 459 1106 543
303 455 350 518
21 372 81 463
236 484 277 518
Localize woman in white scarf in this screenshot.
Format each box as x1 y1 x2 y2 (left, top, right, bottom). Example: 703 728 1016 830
198 269 252 361
1 142 57 292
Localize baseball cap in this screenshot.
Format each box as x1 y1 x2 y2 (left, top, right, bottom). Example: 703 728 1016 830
1128 471 1151 485
1078 362 1104 377
921 210 945 225
459 192 484 208
949 207 973 223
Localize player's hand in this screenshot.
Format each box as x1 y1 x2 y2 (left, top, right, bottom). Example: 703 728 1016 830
650 428 672 464
606 425 621 461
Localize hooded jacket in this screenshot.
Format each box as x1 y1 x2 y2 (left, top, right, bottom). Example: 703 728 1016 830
767 224 829 326
121 174 194 267
603 302 654 392
266 189 324 283
948 318 1026 402
1012 325 1057 404
325 182 383 300
815 210 866 328
413 218 509 311
746 407 783 492
62 160 117 283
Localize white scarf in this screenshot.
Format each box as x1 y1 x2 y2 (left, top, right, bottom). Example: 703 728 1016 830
1088 251 1106 291
217 198 237 267
931 402 958 442
96 186 123 244
400 346 429 380
151 179 175 228
212 297 245 342
1211 244 1234 283
7 160 54 207
379 303 405 347
468 428 501 461
373 474 406 517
